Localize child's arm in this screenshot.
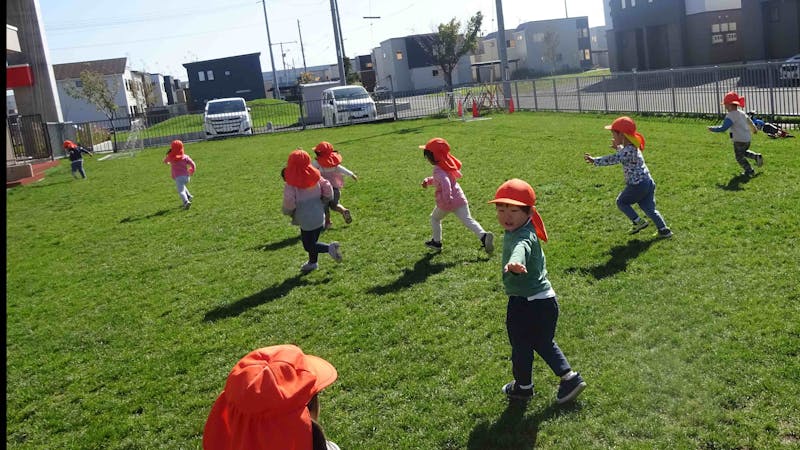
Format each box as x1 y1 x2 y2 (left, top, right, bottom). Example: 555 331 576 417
708 118 733 132
337 165 357 181
282 185 296 216
747 117 758 134
421 176 434 188
186 156 196 175
504 237 532 274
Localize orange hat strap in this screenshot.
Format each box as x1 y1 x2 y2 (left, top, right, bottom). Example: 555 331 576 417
531 208 548 242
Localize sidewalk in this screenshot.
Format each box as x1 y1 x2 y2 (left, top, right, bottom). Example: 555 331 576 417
6 159 61 188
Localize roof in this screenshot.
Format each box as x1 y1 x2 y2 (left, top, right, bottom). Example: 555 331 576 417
53 57 128 80
182 52 261 68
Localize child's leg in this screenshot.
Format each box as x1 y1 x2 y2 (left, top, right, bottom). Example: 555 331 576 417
733 142 755 173
453 205 486 239
70 161 80 178
175 176 190 204
301 227 328 263
184 178 192 200
616 184 644 222
77 160 87 178
528 297 572 378
429 206 448 242
637 180 668 230
506 296 537 386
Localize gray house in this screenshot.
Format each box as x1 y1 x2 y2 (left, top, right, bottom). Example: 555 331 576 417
183 53 266 111
372 35 473 92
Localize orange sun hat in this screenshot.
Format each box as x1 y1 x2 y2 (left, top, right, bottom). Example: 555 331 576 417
313 141 343 168
63 140 77 149
167 140 185 160
722 91 745 108
488 178 549 242
604 116 646 150
419 137 462 178
203 345 338 450
284 149 321 189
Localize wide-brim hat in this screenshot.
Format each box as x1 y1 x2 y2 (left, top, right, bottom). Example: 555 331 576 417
604 116 645 150
313 141 342 168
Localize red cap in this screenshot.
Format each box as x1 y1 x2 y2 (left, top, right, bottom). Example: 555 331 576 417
313 141 342 168
604 116 646 150
284 149 321 189
722 91 744 107
203 345 338 450
419 138 462 177
167 140 185 160
63 140 77 149
489 179 549 242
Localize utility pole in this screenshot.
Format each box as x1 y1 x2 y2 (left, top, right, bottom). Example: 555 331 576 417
272 41 297 88
564 0 568 17
297 20 308 75
495 0 511 102
261 0 280 99
329 0 346 85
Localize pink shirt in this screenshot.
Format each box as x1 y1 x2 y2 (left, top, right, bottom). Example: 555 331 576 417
422 166 468 211
282 178 333 230
164 155 196 179
312 160 355 189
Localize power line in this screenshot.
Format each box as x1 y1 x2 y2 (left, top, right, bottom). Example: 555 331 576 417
49 24 261 51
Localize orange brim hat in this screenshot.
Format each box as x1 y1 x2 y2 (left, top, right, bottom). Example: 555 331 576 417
604 117 646 150
722 91 745 107
419 138 462 176
488 178 549 242
203 345 337 450
63 140 77 149
285 149 321 189
313 141 343 168
168 140 185 160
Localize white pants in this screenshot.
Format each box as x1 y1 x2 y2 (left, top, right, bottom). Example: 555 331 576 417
430 204 485 242
175 176 192 204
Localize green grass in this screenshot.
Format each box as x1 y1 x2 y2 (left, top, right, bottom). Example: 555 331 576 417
7 112 800 449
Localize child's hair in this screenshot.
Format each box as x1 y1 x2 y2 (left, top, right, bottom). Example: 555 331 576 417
423 150 436 164
280 167 286 180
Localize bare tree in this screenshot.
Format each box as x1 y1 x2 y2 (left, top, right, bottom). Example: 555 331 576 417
416 12 484 92
543 31 560 75
65 69 121 152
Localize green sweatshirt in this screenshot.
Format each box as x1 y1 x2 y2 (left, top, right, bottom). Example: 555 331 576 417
501 220 552 297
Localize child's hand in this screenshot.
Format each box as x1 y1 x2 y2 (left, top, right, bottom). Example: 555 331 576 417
504 262 527 274
583 153 595 164
421 179 428 188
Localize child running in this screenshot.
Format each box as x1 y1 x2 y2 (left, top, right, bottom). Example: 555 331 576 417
282 149 343 273
584 117 673 238
312 141 358 229
489 178 586 404
708 91 763 177
163 140 196 209
63 140 93 179
419 137 493 253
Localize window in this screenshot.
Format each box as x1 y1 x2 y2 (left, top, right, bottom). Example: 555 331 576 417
395 51 403 60
584 49 591 60
726 32 737 42
225 71 231 76
206 70 214 81
631 0 636 6
621 0 626 9
75 80 82 88
432 69 439 76
198 71 206 81
712 34 724 44
728 22 736 31
712 24 720 33
720 23 729 32
507 39 516 48
516 35 523 41
532 32 544 42
366 62 373 68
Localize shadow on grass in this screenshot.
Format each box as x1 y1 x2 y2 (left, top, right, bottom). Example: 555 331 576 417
204 273 329 321
467 399 582 449
335 123 440 146
253 235 301 251
717 172 758 191
119 208 175 223
367 253 456 295
565 237 658 279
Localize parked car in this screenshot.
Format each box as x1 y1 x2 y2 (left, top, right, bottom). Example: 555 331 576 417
203 97 253 139
321 86 377 127
373 85 391 101
779 54 800 81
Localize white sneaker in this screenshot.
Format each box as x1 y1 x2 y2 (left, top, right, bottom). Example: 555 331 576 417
328 242 342 262
300 261 318 272
183 201 191 210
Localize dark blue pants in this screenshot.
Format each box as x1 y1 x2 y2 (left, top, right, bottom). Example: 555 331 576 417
300 227 329 263
71 160 86 178
506 296 571 386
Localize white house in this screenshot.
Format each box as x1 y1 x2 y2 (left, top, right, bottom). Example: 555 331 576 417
372 34 473 92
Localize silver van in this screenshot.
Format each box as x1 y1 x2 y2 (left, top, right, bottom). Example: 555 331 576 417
321 86 377 127
203 97 253 139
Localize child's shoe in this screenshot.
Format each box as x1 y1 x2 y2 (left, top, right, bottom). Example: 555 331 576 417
342 209 352 224
300 261 318 273
183 201 192 210
657 227 673 239
556 372 586 404
324 220 333 230
425 239 442 251
481 232 495 254
501 381 534 400
743 170 756 177
187 193 194 201
328 242 343 262
755 154 764 167
629 218 648 234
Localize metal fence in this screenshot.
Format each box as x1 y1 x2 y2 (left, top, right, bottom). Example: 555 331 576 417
67 61 799 151
7 114 53 161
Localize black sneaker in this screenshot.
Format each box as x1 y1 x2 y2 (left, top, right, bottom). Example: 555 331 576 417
742 170 756 177
556 373 586 404
502 381 534 400
425 239 442 250
755 154 764 167
657 228 673 239
629 219 649 234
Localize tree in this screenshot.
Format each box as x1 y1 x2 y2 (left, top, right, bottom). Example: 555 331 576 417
299 72 318 84
343 57 360 85
416 12 483 92
65 69 121 152
543 31 560 75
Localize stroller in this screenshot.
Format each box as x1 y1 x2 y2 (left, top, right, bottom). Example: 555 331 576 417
747 111 795 139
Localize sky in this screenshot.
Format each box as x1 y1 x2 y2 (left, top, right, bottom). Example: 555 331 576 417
39 0 607 81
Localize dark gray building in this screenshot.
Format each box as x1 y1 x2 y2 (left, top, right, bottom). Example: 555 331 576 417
606 0 800 72
182 53 266 111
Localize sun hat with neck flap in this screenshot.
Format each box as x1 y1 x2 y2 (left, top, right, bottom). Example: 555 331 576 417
167 140 185 160
313 141 343 168
203 344 338 450
284 149 321 189
419 137 462 179
63 140 77 150
488 178 549 242
605 116 646 151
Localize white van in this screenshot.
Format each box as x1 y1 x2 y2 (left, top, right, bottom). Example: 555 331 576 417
203 97 253 139
321 86 377 127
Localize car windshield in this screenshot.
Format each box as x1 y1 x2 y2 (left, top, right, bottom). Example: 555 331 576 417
207 100 246 114
332 87 369 100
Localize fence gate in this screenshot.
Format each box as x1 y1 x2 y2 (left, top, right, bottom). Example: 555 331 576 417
7 114 52 161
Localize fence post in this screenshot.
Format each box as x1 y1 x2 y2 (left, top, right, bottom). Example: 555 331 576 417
670 69 676 114
714 66 721 116
576 77 582 112
552 79 558 112
767 62 776 119
532 80 538 111
298 100 306 130
603 75 608 113
633 70 640 114
513 81 520 111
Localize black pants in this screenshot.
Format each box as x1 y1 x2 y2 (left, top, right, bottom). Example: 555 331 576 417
300 227 329 263
506 296 571 386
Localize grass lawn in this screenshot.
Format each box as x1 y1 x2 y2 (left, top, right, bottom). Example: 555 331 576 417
6 112 799 449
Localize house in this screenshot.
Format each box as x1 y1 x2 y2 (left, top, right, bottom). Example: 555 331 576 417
183 53 266 111
605 0 800 72
590 26 609 68
53 57 144 126
372 34 473 92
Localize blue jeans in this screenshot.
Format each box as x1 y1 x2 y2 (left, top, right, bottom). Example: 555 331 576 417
616 178 668 230
174 176 192 204
300 227 330 263
71 160 86 178
506 296 571 386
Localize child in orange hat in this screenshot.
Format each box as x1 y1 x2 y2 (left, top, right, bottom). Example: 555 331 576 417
419 137 494 253
584 117 672 238
163 140 196 209
489 178 586 404
312 141 358 229
63 140 93 179
708 91 763 177
203 344 340 450
282 149 343 273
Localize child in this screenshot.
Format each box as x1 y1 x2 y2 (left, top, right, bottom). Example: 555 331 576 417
63 140 93 179
419 137 493 253
708 91 763 177
282 149 343 273
203 344 341 450
584 116 673 238
489 178 586 404
747 111 794 139
312 141 358 229
163 140 196 209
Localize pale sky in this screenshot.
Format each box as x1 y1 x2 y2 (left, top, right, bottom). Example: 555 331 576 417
39 0 607 80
